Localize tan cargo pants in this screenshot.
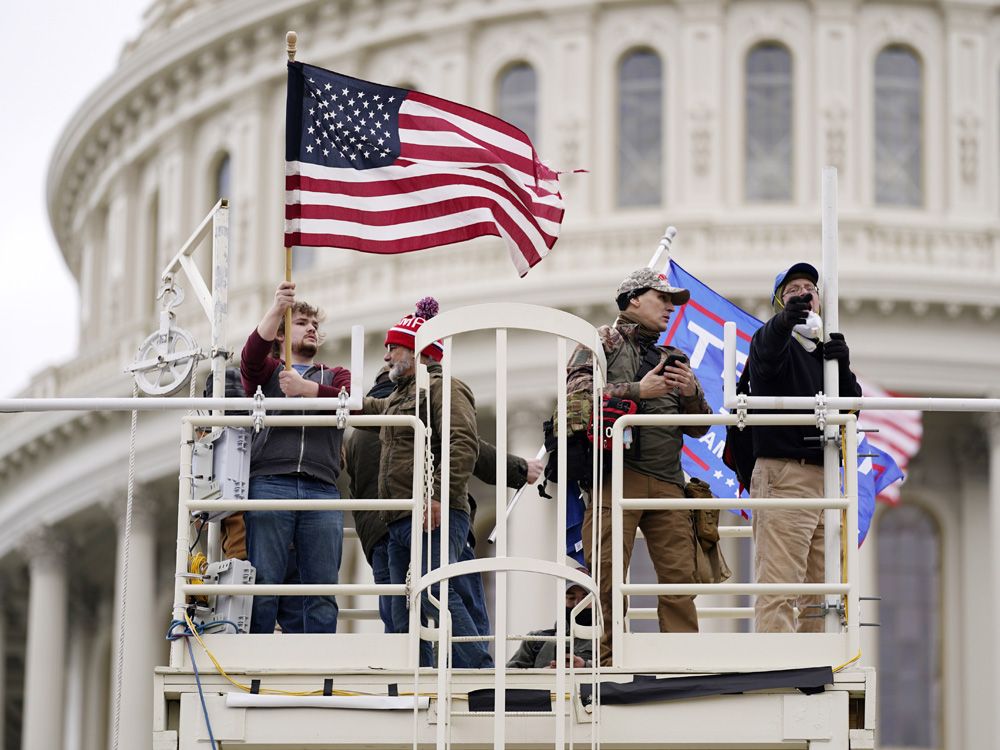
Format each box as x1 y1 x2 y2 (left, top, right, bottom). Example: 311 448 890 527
751 457 825 633
583 467 699 666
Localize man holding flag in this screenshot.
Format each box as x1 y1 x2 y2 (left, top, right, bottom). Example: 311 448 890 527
662 261 906 543
566 268 712 665
240 280 351 634
747 262 862 634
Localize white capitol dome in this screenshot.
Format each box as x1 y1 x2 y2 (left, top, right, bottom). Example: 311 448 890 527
2 0 999 748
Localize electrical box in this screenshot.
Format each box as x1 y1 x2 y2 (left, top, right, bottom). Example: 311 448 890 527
194 558 256 634
191 427 251 521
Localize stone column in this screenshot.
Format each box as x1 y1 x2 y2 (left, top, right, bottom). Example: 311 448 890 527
677 0 724 210
82 602 111 750
943 2 990 217
985 412 1000 750
545 6 594 215
813 1 857 208
20 528 68 750
62 596 90 750
106 494 161 750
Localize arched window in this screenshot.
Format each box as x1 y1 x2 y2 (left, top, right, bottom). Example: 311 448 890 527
214 153 232 200
617 49 662 207
874 46 922 206
876 504 941 747
497 63 538 144
745 43 792 202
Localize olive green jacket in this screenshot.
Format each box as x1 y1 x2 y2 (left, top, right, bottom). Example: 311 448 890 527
362 363 479 524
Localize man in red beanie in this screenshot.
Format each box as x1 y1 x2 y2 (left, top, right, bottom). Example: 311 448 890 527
362 298 492 668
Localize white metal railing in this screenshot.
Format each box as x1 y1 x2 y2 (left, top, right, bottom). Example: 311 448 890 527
720 323 1000 415
169 412 425 667
609 411 861 670
415 303 608 750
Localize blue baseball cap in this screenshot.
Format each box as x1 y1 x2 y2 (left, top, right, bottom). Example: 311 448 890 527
772 262 819 303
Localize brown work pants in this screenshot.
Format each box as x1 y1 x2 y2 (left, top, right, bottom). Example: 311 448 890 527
583 467 698 666
751 458 825 633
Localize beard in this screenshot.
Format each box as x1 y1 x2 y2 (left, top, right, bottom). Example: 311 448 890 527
388 350 415 382
293 340 318 359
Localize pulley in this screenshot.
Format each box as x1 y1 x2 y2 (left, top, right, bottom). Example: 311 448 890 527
127 276 203 396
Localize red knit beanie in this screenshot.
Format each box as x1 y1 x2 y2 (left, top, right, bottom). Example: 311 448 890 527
384 297 445 362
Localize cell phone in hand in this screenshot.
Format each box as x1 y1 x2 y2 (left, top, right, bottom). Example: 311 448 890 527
664 353 688 368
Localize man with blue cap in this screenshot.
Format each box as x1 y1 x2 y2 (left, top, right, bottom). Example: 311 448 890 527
747 262 861 633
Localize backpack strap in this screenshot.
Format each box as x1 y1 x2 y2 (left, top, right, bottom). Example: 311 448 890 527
634 345 664 382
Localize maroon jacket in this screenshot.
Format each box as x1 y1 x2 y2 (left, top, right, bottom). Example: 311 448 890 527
240 329 351 484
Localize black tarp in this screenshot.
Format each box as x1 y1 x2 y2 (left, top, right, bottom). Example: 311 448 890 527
468 688 552 713
578 666 833 705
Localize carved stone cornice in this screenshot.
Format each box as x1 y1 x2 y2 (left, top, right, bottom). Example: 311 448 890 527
0 409 117 481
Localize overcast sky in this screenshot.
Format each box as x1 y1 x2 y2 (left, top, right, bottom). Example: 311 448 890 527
0 1 147 397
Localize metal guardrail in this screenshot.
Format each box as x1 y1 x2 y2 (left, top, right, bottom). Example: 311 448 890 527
168 413 426 668
609 411 861 667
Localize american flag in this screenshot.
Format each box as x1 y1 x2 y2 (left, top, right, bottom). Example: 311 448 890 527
857 379 923 504
284 62 564 276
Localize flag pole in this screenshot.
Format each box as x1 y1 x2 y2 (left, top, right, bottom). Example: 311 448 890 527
284 31 297 370
647 225 677 270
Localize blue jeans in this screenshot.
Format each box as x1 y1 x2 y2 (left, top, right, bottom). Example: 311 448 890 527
370 538 396 633
276 552 304 634
246 475 343 634
387 511 493 668
454 542 491 636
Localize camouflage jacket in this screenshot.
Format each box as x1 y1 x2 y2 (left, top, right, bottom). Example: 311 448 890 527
565 316 711 486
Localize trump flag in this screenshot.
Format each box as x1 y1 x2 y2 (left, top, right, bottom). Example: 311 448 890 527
662 260 906 545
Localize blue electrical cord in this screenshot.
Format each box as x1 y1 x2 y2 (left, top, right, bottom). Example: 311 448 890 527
166 619 240 639
185 635 220 750
166 618 225 750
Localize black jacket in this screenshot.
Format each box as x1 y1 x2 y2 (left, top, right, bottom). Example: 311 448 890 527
747 316 861 462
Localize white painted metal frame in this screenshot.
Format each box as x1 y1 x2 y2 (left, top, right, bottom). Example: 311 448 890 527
158 197 364 411
609 411 861 671
170 413 425 669
414 303 606 750
821 167 843 633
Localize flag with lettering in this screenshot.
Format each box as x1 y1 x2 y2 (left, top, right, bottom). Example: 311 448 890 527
662 260 908 544
285 62 564 276
662 261 760 502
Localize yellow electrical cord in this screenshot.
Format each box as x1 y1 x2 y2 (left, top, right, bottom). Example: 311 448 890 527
182 610 358 696
188 553 209 605
179 611 578 702
833 651 862 673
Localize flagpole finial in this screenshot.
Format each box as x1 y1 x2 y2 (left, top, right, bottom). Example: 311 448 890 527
648 225 678 269
286 31 297 62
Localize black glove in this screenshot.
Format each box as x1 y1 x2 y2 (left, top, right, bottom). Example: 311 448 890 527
823 332 850 365
778 293 812 330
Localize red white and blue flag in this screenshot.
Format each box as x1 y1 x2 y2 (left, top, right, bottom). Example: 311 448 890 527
663 260 915 544
284 62 564 276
